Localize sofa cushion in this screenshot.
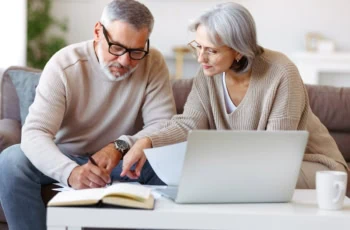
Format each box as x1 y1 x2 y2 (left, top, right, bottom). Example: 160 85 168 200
0 119 21 152
0 67 41 125
306 84 350 162
306 84 350 131
329 132 350 162
171 78 193 114
0 69 20 121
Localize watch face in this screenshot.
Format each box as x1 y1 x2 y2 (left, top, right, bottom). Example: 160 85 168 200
116 140 129 153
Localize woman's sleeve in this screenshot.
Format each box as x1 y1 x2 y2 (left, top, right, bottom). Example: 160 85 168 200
266 64 308 130
148 76 209 147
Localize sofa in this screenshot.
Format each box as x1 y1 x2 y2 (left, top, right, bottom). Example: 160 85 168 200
0 66 350 229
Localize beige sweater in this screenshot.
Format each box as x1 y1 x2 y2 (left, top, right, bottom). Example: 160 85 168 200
21 40 176 185
149 49 348 171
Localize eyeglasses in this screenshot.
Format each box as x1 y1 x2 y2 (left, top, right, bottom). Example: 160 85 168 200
188 40 231 60
101 24 149 60
188 40 218 59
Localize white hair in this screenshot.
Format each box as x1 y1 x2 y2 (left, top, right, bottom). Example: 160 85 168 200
189 2 263 73
100 0 154 35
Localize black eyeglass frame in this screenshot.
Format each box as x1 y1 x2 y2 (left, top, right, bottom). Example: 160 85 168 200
101 24 149 60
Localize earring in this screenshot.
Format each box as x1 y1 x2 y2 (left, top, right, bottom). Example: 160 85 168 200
235 54 242 63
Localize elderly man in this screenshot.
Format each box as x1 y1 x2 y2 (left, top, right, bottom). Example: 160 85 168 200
0 0 175 229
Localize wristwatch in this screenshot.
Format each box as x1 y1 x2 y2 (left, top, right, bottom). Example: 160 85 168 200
113 139 130 158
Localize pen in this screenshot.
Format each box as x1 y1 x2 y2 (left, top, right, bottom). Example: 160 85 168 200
88 155 98 166
88 156 112 186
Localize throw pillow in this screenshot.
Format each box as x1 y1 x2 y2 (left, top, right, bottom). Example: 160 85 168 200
7 69 41 126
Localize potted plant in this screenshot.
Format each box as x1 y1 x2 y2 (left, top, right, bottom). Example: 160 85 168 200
27 0 68 69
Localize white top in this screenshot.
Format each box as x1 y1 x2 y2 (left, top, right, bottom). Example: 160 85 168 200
222 72 237 113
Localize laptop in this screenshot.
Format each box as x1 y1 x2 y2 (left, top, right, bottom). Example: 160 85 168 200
159 130 309 203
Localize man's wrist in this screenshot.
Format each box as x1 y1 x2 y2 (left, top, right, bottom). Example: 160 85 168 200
111 139 130 159
108 143 123 159
67 165 79 187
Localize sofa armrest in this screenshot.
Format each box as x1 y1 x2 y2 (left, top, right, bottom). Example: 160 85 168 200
0 119 21 152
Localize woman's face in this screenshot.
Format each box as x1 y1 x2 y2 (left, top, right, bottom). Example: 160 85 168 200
192 25 239 76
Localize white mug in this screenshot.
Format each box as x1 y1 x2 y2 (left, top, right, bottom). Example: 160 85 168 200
316 171 348 210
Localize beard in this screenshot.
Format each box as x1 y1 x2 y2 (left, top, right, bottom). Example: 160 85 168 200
97 44 138 82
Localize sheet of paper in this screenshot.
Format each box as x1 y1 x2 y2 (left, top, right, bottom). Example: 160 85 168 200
144 142 187 186
52 183 75 191
52 181 139 192
140 185 167 199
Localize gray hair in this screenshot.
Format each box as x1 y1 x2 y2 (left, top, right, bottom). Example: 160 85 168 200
100 0 154 35
189 2 263 73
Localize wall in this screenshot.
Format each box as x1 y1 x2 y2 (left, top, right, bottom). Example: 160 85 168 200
0 0 27 69
51 0 350 79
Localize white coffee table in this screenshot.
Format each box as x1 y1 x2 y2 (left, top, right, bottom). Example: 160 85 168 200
47 189 350 230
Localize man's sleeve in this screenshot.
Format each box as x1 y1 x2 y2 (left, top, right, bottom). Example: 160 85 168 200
21 60 78 186
118 49 176 146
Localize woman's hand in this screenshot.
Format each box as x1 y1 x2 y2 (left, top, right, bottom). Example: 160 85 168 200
120 137 152 179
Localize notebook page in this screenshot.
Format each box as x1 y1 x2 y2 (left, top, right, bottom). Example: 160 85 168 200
103 183 151 200
48 188 105 205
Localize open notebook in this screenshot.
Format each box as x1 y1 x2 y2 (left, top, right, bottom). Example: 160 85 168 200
48 183 154 209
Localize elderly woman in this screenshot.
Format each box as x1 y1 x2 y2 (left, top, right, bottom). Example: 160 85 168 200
121 2 348 188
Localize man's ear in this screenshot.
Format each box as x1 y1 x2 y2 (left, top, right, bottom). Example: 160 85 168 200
94 22 102 42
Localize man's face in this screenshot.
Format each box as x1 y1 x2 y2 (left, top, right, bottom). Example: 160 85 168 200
94 20 149 81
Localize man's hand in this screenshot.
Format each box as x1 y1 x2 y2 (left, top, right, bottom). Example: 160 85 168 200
92 143 122 174
121 137 152 179
68 161 111 189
